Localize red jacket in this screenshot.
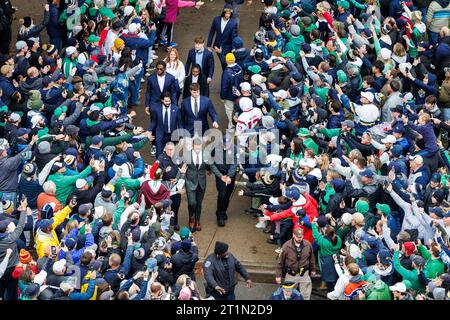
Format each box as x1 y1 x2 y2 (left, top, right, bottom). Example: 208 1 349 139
265 194 318 243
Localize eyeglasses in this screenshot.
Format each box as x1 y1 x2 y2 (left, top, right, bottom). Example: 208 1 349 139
156 67 164 71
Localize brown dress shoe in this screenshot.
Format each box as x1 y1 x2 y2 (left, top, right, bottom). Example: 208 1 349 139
189 217 195 230
195 222 202 231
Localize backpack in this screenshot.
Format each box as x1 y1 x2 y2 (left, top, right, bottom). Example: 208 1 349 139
229 66 243 96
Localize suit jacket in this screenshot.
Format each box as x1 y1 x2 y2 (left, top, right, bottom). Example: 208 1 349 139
185 48 215 80
180 95 219 135
145 72 179 107
148 103 184 141
182 73 209 99
207 16 238 55
185 151 211 191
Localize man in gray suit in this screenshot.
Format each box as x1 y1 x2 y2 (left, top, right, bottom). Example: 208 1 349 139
185 139 212 232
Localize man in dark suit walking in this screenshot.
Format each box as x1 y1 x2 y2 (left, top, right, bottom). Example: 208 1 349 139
185 37 214 86
145 61 180 115
148 91 184 158
180 83 219 137
185 138 214 232
207 4 238 70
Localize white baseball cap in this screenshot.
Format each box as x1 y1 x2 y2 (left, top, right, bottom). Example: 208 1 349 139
389 282 407 293
124 5 134 16
239 82 251 92
75 178 87 189
360 91 374 103
66 46 77 56
103 107 118 116
381 135 396 144
53 259 67 274
273 90 288 100
128 23 138 34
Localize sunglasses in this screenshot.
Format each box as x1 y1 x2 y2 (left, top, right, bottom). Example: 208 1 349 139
156 67 165 71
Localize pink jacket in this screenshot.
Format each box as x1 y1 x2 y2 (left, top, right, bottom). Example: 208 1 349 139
163 0 196 23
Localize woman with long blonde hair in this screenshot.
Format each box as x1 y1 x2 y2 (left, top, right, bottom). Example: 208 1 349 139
164 47 186 91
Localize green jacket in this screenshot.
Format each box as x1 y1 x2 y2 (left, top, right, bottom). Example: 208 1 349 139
283 33 305 60
418 244 445 279
85 133 133 148
115 177 142 194
360 280 391 300
48 166 92 204
303 137 319 155
393 251 424 293
312 223 342 256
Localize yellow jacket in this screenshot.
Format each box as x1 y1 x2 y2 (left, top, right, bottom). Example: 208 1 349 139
35 206 72 258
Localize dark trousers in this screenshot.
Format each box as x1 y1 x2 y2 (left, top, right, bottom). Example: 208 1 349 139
0 26 12 54
215 176 235 220
210 290 236 300
170 193 181 226
156 21 174 46
155 133 172 159
0 266 18 300
187 185 205 223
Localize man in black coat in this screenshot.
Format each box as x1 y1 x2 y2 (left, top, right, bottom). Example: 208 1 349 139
0 0 15 54
171 239 199 281
203 241 252 300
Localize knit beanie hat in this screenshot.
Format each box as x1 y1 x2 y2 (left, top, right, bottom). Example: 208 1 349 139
225 53 236 63
23 17 32 28
20 249 32 264
114 38 125 50
355 200 369 215
178 287 192 300
337 70 348 83
27 90 43 110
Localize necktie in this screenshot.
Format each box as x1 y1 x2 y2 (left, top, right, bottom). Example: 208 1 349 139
194 98 199 117
196 152 200 169
164 106 169 133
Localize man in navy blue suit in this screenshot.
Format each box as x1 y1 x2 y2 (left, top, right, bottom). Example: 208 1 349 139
207 4 238 70
145 61 180 116
185 37 215 87
148 92 184 158
180 83 219 137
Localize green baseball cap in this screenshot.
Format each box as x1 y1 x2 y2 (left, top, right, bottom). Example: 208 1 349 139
37 127 49 138
376 203 391 216
282 50 296 62
337 0 350 9
297 128 310 137
54 105 68 119
98 76 107 84
356 199 369 214
88 34 101 44
248 64 261 75
337 69 348 83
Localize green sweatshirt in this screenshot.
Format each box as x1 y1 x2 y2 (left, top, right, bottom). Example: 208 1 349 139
115 177 142 194
418 244 445 279
48 166 92 204
85 133 133 148
112 199 125 230
393 251 424 293
312 223 342 257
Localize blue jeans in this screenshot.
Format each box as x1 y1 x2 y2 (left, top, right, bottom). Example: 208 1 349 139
428 31 440 46
50 36 63 52
443 108 450 121
129 68 144 106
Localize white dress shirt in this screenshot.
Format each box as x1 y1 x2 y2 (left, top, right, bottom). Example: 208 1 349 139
192 150 202 166
157 74 165 93
190 96 200 116
191 75 199 84
220 18 229 33
162 104 171 132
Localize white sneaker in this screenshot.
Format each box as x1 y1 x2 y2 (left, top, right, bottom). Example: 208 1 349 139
275 247 282 254
152 54 158 59
141 78 145 83
255 220 266 229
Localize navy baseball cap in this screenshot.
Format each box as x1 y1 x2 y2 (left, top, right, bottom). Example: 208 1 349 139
359 169 374 178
